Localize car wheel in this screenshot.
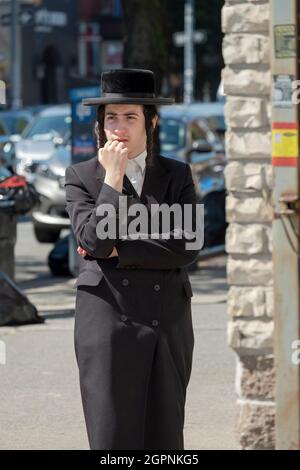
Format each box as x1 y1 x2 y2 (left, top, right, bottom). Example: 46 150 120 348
34 225 60 244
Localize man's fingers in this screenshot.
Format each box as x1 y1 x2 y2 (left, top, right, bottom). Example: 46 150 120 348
106 140 117 148
115 141 127 150
107 135 119 145
77 246 87 258
120 147 128 156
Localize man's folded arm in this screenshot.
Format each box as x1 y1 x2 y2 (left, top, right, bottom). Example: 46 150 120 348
116 163 202 269
65 166 123 258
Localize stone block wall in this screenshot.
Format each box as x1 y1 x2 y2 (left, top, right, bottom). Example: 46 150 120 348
222 0 275 449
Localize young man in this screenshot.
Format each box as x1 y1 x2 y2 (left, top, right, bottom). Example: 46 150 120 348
65 68 201 450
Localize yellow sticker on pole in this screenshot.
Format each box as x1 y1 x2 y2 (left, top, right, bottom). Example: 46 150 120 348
272 122 298 166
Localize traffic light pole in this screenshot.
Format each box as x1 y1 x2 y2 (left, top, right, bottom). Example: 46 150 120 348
10 0 22 109
184 0 194 105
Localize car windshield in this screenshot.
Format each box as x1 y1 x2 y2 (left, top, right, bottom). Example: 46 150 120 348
0 119 8 135
22 114 71 141
205 115 226 138
159 118 186 152
0 114 32 135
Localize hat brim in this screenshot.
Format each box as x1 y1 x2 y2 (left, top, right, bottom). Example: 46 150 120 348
82 96 175 106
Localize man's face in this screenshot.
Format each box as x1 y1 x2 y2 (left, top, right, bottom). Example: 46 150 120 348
104 104 154 159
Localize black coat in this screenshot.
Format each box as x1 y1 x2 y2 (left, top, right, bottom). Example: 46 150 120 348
65 154 200 450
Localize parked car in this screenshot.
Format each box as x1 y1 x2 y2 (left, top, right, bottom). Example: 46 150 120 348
32 139 71 243
0 109 34 170
159 101 225 162
187 144 227 249
159 101 227 253
2 104 71 181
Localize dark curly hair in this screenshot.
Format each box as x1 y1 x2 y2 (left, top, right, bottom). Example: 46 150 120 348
94 104 160 167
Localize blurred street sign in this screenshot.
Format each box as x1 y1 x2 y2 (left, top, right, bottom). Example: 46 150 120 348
19 10 34 25
173 30 207 46
0 10 34 26
69 86 98 165
193 30 207 43
0 8 67 28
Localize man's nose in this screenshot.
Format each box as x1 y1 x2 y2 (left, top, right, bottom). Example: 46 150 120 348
113 128 127 134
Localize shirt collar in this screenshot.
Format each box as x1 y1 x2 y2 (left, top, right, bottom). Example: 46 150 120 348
129 149 147 174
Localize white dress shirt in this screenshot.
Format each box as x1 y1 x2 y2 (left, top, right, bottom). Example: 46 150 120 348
125 149 147 197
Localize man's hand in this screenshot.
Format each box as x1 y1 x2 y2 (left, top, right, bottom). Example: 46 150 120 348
77 246 87 258
77 246 118 258
98 135 128 193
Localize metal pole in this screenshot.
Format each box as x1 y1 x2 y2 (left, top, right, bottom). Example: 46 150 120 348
11 0 22 109
184 0 194 104
271 0 300 449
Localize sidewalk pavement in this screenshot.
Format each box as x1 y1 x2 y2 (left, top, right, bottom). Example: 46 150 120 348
0 221 237 449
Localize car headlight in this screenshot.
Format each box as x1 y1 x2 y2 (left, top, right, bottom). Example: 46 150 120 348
3 142 12 153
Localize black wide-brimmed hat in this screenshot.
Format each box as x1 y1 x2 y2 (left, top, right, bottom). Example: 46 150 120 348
82 68 175 106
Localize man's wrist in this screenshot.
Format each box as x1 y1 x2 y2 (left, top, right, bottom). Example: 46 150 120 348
104 174 123 193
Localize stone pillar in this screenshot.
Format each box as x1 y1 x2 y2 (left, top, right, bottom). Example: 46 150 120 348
222 0 275 449
0 213 16 281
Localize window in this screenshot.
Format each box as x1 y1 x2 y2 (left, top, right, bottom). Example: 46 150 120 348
22 115 71 141
13 116 31 135
102 41 123 70
99 0 122 16
159 118 186 152
189 121 208 142
78 22 101 77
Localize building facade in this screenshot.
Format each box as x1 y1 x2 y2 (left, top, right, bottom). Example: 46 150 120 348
0 0 124 107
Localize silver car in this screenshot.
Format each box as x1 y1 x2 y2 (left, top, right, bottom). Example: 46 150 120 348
159 101 225 162
0 109 34 170
32 141 71 243
5 104 71 183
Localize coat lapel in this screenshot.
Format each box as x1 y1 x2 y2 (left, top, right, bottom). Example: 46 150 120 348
95 155 171 209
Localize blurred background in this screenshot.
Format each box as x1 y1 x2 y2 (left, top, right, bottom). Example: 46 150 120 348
0 0 224 106
0 0 227 278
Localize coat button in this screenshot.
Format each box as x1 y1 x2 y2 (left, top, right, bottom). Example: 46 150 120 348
152 319 159 327
153 284 160 291
122 278 129 286
121 315 128 322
